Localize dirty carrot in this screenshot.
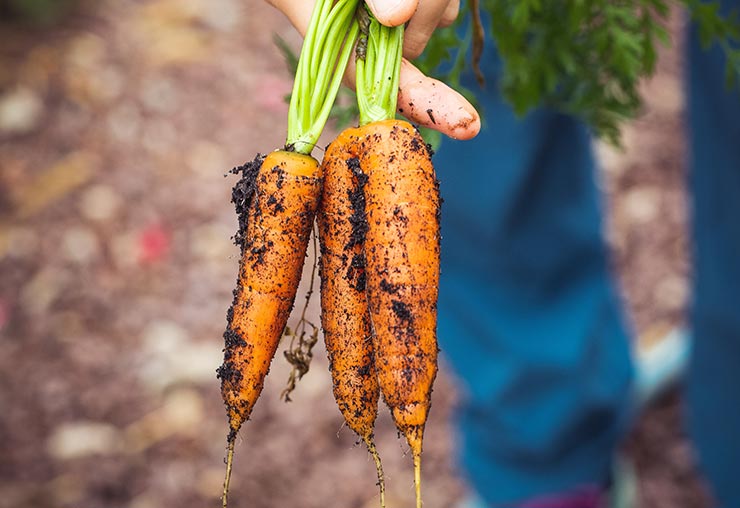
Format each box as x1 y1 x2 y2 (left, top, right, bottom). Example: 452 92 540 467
361 119 439 508
318 141 385 506
217 1 360 506
219 150 321 504
354 11 439 508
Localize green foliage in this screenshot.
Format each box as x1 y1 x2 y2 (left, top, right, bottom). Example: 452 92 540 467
355 11 404 124
686 0 740 88
416 0 740 145
0 0 73 25
274 35 362 135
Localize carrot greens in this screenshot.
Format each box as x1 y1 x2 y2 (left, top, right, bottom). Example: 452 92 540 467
355 7 404 125
416 0 740 145
286 0 360 154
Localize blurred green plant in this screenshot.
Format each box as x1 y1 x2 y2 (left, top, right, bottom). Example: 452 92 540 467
416 0 740 145
0 0 76 25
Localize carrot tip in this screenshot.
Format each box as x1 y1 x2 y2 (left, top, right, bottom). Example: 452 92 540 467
364 436 386 508
222 438 236 508
413 450 422 508
404 426 424 508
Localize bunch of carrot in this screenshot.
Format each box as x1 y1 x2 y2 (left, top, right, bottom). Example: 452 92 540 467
218 3 443 507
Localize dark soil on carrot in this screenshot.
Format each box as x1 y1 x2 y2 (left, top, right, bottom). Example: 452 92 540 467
0 3 712 508
346 156 368 250
231 155 264 252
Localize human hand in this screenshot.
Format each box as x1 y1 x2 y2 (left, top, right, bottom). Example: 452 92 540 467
266 0 480 140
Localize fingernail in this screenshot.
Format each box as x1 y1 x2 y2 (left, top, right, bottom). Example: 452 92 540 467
450 110 481 140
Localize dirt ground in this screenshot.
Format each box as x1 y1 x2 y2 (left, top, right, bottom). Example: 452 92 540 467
0 1 716 507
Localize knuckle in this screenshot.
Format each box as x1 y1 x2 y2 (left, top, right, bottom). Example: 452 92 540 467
439 0 460 27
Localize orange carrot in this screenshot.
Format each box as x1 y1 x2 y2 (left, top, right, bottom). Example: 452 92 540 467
218 150 321 506
216 1 361 505
318 140 385 506
361 120 439 508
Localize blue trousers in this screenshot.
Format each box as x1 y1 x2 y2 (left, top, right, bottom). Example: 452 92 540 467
434 5 740 506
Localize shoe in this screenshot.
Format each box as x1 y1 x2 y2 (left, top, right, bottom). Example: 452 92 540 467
633 326 691 410
605 455 638 508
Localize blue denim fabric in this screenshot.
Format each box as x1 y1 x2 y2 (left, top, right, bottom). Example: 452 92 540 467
432 28 634 505
433 3 740 505
686 2 740 507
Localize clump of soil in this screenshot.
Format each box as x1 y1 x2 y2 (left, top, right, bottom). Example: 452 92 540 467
230 154 264 252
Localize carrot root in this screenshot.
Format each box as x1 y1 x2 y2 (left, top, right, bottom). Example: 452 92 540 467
219 151 322 434
359 120 437 508
222 438 236 508
413 450 422 508
364 436 386 508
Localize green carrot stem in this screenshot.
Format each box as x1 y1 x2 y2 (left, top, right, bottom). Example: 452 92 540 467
356 8 403 125
310 0 357 113
287 0 360 154
287 0 326 143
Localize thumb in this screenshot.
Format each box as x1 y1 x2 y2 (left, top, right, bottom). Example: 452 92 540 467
365 0 419 26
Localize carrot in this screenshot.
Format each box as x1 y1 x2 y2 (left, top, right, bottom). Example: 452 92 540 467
339 12 439 508
318 141 386 506
217 1 361 506
219 150 320 432
361 120 439 508
218 150 321 505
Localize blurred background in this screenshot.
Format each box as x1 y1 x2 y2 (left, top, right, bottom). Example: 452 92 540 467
0 1 712 507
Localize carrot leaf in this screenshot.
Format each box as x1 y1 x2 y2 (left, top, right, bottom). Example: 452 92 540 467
415 0 740 146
